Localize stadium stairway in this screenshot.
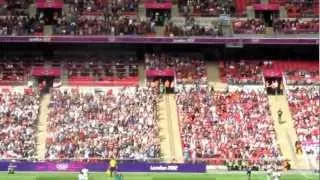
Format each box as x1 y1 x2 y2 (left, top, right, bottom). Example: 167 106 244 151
44 25 53 36
207 61 228 91
207 61 220 83
36 94 50 160
268 95 309 170
266 27 274 36
155 26 165 36
171 5 180 17
138 64 146 86
246 6 255 19
28 3 37 17
167 94 184 163
158 95 183 162
158 97 172 162
279 6 288 18
138 4 146 18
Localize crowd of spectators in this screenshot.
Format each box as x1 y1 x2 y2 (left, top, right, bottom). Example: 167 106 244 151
145 53 207 84
233 19 266 34
0 89 40 159
145 53 175 70
0 58 30 84
284 0 318 18
178 0 235 17
285 70 319 85
46 87 161 160
176 88 281 166
53 16 155 35
164 18 221 36
1 0 33 15
53 0 153 35
273 18 319 34
64 0 139 16
65 56 138 81
220 61 264 84
0 15 44 36
287 87 320 145
0 0 43 36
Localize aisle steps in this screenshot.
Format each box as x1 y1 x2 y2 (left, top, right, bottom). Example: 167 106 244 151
36 94 50 160
268 95 309 170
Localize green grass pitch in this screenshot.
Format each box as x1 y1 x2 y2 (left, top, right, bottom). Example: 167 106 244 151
0 172 319 180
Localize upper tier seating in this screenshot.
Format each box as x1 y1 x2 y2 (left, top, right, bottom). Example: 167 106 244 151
270 0 318 17
177 88 281 166
233 19 266 34
64 0 139 16
263 60 318 77
273 18 319 34
0 0 32 15
145 54 207 84
220 61 264 84
54 0 155 36
221 60 318 84
178 0 236 17
164 17 221 36
53 16 155 36
0 0 43 35
65 56 139 86
0 88 40 159
285 70 319 85
0 15 44 36
0 57 35 85
46 87 161 159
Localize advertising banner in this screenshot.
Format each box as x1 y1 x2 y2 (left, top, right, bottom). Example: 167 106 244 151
253 3 280 11
263 69 283 77
144 1 172 9
31 67 61 77
146 69 175 77
0 161 206 173
36 0 64 9
0 36 317 45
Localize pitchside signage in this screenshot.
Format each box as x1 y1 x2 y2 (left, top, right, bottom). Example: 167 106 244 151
0 161 206 173
0 36 317 45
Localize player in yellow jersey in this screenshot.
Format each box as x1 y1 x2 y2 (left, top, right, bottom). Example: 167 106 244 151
106 157 117 177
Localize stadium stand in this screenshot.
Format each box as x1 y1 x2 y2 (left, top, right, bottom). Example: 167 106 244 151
53 0 153 35
53 16 155 36
64 0 139 16
0 0 318 177
177 0 236 17
176 88 282 167
0 57 32 85
0 88 40 159
220 60 318 85
164 18 221 36
287 87 320 149
0 0 44 36
65 56 139 86
46 87 161 159
145 53 207 84
263 61 318 79
219 61 264 84
285 70 319 85
273 18 319 34
232 19 266 34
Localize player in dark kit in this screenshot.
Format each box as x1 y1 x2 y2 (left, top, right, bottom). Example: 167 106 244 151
246 166 252 180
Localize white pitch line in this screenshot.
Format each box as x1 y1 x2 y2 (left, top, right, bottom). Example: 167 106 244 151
300 172 315 179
